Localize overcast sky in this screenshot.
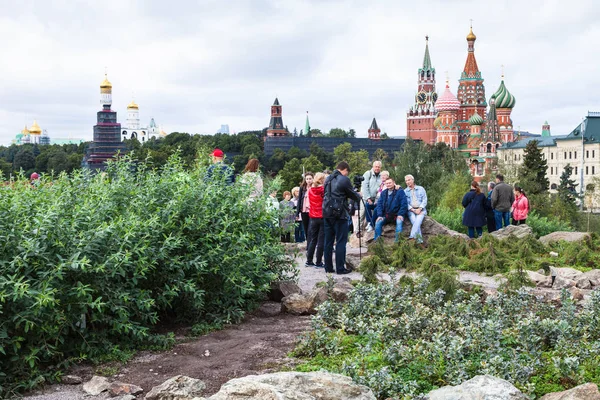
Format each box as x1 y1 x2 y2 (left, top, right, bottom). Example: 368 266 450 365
0 0 599 145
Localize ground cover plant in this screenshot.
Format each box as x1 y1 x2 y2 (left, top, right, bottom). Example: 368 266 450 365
0 155 295 396
293 281 600 399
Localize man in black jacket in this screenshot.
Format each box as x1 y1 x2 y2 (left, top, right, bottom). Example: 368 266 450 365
323 161 362 274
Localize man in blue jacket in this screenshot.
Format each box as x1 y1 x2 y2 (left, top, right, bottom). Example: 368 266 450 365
374 177 408 242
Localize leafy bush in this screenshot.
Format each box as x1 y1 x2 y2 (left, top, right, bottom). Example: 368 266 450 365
429 206 467 233
0 155 294 395
294 282 600 399
527 211 573 238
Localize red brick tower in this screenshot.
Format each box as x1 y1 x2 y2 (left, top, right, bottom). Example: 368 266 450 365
407 36 438 144
368 118 381 140
266 98 288 137
456 26 487 145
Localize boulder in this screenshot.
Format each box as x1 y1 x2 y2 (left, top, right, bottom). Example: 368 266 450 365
268 281 302 302
532 288 563 305
281 287 327 315
425 375 528 399
569 287 585 302
527 270 551 287
577 277 593 290
539 231 591 246
553 267 584 281
592 279 600 287
580 270 600 283
145 375 206 400
553 275 577 290
61 374 83 385
331 281 355 302
490 224 534 240
83 376 110 396
539 383 600 400
208 371 375 400
109 381 143 397
349 216 469 247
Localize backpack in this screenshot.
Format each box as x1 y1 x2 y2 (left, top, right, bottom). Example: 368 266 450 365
325 176 345 219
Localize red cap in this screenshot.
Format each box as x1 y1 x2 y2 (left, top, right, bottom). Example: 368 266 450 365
211 148 224 157
30 172 40 180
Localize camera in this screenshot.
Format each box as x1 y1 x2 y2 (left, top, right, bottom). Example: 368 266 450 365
353 175 364 190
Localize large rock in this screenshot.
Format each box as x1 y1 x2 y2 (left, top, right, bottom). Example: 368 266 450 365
553 275 577 290
539 231 591 246
577 277 593 290
578 270 600 288
425 375 528 399
527 270 551 287
208 371 375 400
281 287 327 315
539 383 600 400
268 281 302 302
145 375 206 400
331 281 355 302
553 267 584 281
83 376 110 396
109 381 143 397
349 216 468 247
490 224 534 240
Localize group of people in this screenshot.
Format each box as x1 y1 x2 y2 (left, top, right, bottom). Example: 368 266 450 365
461 174 529 238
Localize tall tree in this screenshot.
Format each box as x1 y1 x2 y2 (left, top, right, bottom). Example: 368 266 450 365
558 163 578 206
518 140 549 196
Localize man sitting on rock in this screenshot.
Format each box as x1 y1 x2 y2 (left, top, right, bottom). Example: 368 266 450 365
404 174 427 243
374 177 407 242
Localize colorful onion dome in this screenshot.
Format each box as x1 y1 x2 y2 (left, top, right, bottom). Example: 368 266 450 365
127 100 139 110
467 27 476 41
29 120 42 134
435 85 460 112
434 116 442 128
469 111 484 126
100 74 112 89
493 80 516 109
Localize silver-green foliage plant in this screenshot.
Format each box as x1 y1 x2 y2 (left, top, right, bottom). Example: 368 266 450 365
0 154 295 395
294 281 600 399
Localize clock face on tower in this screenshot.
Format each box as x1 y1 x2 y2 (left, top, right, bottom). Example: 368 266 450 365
417 91 427 104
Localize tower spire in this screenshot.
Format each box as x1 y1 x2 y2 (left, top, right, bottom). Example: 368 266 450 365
422 35 432 71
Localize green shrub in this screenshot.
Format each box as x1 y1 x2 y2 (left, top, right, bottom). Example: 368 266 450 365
527 211 573 237
429 206 467 233
0 155 294 395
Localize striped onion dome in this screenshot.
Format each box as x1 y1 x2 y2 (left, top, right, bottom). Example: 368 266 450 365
469 110 484 125
493 80 516 109
435 85 460 112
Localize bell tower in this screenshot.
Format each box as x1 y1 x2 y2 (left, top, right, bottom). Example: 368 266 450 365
407 36 438 144
266 98 288 137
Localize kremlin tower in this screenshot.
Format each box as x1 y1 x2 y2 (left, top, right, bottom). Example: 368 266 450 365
368 118 381 140
84 74 126 171
266 98 288 137
407 37 438 144
492 78 516 143
456 26 487 144
434 81 460 148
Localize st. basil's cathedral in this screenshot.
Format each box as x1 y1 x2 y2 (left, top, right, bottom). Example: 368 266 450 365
407 26 517 179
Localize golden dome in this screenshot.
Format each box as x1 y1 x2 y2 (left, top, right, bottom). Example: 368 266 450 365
21 125 29 134
159 129 167 137
127 100 139 110
466 27 476 41
29 120 42 134
100 74 112 89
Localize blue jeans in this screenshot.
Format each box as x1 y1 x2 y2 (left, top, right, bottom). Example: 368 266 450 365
494 210 511 230
467 226 483 238
374 216 404 242
324 218 349 273
365 202 376 227
408 210 426 243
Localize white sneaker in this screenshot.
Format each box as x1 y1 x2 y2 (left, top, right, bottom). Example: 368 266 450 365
366 225 373 233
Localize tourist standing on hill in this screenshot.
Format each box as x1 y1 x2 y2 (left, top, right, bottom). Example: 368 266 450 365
462 181 489 238
297 173 314 244
374 177 408 242
306 173 326 268
279 191 295 242
404 175 427 243
323 162 362 275
360 161 382 232
371 170 390 223
240 158 263 199
291 187 304 242
205 149 234 185
491 174 514 230
511 186 529 225
486 182 497 233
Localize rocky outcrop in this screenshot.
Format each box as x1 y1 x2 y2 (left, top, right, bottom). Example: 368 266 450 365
490 224 533 240
425 375 528 399
208 371 376 400
576 270 600 289
539 231 591 246
109 381 143 397
527 270 551 287
281 287 328 315
268 281 302 302
349 216 469 247
553 275 577 290
82 376 110 396
145 375 206 400
539 383 600 400
552 267 584 281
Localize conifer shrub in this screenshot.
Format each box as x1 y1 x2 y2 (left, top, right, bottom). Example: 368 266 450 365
0 155 294 395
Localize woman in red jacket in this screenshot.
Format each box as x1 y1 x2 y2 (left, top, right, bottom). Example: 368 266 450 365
511 186 529 225
306 172 326 268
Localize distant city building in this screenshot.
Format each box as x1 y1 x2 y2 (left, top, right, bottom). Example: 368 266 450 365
13 120 45 145
368 118 381 140
218 124 230 134
120 101 163 143
83 74 127 171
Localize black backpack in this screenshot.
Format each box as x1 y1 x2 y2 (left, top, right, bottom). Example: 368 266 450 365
324 175 345 219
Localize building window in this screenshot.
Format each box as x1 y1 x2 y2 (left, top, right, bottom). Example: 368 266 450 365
574 151 577 159
594 150 596 158
551 152 554 160
569 152 572 159
514 155 517 161
586 166 589 175
575 166 578 175
551 183 558 190
564 152 567 159
505 155 507 161
550 167 553 175
587 150 590 158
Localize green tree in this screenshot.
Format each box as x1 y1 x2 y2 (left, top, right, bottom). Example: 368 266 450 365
329 128 348 138
518 140 549 196
287 146 307 160
279 158 303 191
373 148 389 165
310 142 334 168
13 148 36 174
308 129 322 137
558 164 578 206
0 159 12 179
301 155 324 176
268 148 287 172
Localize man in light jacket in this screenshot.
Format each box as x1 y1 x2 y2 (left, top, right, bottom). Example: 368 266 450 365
404 174 427 243
360 161 382 232
491 173 514 230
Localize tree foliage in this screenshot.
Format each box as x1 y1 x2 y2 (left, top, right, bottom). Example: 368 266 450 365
518 140 549 196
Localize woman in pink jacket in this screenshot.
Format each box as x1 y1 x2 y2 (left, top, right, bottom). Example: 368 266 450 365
511 186 529 225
